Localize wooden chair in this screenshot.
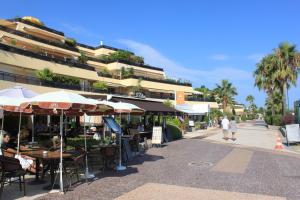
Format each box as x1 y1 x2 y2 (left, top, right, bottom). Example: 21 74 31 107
64 152 86 189
0 155 27 198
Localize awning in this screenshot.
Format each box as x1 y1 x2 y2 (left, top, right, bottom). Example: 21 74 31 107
111 97 180 115
175 104 209 115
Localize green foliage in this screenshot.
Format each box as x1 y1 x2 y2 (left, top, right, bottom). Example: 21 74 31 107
273 115 283 126
241 114 247 121
131 78 143 93
53 75 80 85
65 38 77 47
163 99 174 108
203 115 209 123
98 68 112 78
98 50 144 65
254 42 300 117
166 117 180 127
78 51 88 64
209 108 223 121
194 85 212 99
10 39 17 46
36 68 80 85
121 67 134 78
36 68 54 81
92 81 108 91
213 79 237 109
166 124 182 140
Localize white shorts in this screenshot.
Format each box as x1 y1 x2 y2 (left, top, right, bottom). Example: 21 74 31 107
15 154 33 170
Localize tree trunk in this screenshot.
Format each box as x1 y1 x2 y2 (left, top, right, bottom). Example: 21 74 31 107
270 92 275 125
282 82 287 115
223 96 227 110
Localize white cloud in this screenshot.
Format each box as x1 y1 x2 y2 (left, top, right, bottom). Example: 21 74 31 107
118 39 252 85
246 54 264 63
209 54 229 60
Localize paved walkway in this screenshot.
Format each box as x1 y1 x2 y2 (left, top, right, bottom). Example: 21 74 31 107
4 121 300 200
186 120 280 151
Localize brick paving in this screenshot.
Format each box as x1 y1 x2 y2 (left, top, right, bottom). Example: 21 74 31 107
35 136 300 200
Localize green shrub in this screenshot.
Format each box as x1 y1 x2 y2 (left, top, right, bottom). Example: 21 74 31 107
92 81 108 91
36 68 80 85
53 75 80 85
78 51 88 64
99 50 145 65
167 124 182 140
65 38 77 47
273 115 283 126
241 114 247 121
203 115 209 123
166 117 180 127
36 68 54 81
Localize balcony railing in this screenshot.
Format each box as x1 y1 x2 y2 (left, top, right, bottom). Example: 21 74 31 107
0 25 79 52
0 43 95 71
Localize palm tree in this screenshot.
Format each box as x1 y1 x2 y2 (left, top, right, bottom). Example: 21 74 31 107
246 95 254 106
273 42 300 114
195 85 211 99
213 79 237 110
254 55 279 123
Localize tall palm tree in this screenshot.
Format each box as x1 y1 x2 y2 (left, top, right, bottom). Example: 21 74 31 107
273 42 300 114
254 55 279 123
213 79 237 110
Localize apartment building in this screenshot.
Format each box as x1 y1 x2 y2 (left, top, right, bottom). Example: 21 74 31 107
0 16 218 110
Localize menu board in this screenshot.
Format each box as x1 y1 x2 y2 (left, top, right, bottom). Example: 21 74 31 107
152 126 162 145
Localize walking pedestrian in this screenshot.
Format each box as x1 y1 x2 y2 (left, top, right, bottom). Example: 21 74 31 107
221 116 230 140
230 116 237 141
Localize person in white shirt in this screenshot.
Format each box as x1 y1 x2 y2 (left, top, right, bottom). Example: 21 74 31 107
221 116 230 140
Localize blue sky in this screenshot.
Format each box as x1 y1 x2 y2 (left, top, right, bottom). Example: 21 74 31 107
2 0 300 107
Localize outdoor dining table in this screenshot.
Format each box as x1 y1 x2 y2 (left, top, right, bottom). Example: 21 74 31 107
22 150 73 190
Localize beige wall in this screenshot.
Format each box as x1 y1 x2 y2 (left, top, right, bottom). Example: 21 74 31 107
94 48 116 56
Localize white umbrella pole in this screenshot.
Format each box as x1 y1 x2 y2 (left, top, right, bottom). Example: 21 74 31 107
0 114 5 145
1 114 4 131
84 114 95 181
17 112 22 154
117 113 126 171
31 115 35 143
59 110 64 193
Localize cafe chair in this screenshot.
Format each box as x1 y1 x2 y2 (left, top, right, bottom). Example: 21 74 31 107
100 147 117 170
0 155 27 198
64 152 86 189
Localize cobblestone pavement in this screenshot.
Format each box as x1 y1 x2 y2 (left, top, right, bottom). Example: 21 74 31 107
34 126 300 200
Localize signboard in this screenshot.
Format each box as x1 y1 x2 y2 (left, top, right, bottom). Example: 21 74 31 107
152 126 162 145
176 91 185 105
